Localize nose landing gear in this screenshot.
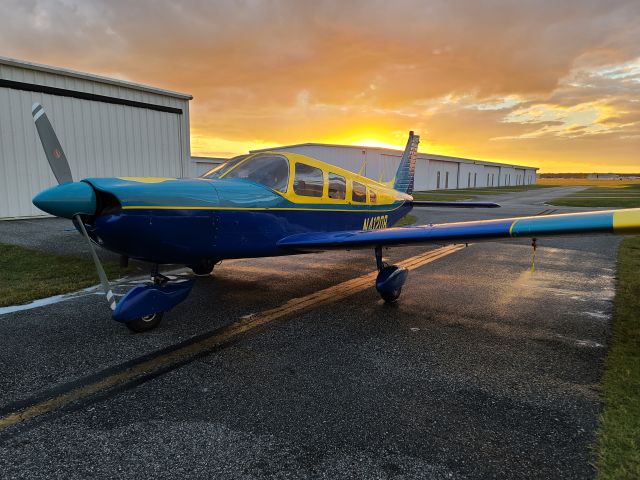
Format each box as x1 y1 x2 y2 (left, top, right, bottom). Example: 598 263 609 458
113 266 194 333
374 246 408 303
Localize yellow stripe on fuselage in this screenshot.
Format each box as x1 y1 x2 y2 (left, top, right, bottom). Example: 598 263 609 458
121 204 406 213
118 177 175 183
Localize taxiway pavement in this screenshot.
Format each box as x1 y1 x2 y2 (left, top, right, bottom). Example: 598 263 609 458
0 187 619 479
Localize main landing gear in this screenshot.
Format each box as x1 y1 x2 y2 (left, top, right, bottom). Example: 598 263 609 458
112 267 195 333
374 246 408 303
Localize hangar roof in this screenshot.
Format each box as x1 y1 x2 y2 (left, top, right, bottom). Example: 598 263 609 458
0 56 192 100
251 142 538 171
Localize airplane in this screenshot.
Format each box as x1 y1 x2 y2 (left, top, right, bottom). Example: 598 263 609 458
30 103 640 332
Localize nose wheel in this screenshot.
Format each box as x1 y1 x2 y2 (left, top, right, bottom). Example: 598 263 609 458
374 246 408 303
113 266 195 333
125 312 164 333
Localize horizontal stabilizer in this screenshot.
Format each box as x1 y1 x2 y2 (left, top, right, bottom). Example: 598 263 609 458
411 201 500 208
278 208 640 251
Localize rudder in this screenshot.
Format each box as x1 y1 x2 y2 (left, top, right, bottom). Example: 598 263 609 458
393 131 420 194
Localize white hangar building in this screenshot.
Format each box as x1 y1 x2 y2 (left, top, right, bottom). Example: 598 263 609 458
0 56 192 219
251 143 538 191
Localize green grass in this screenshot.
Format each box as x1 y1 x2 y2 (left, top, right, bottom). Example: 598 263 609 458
549 185 640 208
412 192 473 201
595 236 640 479
395 214 417 226
0 243 131 307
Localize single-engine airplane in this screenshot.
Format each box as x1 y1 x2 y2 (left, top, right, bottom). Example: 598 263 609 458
30 103 640 332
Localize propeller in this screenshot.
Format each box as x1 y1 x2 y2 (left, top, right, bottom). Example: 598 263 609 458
32 103 73 185
31 103 117 311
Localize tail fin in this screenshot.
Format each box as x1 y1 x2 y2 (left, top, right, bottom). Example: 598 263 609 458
393 131 420 194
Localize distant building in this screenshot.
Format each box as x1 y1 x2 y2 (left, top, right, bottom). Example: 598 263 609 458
587 174 640 180
191 156 226 177
251 143 538 191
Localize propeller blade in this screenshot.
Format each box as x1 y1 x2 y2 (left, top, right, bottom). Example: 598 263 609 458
32 103 73 185
75 215 117 311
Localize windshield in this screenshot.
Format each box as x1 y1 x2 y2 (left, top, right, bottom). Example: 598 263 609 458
220 154 290 193
201 155 250 179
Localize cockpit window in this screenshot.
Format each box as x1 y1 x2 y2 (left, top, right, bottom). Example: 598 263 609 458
221 154 289 193
201 155 249 179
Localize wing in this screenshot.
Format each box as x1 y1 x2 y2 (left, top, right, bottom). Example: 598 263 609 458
410 201 500 208
278 208 640 251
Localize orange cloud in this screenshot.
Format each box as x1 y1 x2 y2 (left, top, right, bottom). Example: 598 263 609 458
1 0 639 172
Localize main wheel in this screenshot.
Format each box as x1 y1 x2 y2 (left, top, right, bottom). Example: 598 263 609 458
375 265 408 303
125 312 164 333
189 261 215 276
380 287 402 303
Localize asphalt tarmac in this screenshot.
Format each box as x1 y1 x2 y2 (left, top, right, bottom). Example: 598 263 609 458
0 187 620 479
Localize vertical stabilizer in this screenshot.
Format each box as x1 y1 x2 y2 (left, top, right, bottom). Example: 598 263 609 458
393 131 420 194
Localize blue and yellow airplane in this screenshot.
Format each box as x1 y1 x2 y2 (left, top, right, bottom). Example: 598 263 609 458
30 103 640 332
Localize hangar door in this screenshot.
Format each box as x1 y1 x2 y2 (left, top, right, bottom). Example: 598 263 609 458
0 86 184 218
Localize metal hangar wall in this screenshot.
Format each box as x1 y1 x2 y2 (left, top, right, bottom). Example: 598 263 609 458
0 56 192 219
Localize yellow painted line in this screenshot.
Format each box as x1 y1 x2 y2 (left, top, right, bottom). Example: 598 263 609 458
0 244 465 431
509 220 518 237
122 204 405 213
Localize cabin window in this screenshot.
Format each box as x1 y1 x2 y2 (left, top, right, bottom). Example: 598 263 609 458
352 181 367 203
223 154 289 193
369 189 377 204
328 173 346 200
293 163 324 197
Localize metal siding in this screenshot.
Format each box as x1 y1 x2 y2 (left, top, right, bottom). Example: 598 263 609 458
427 160 459 189
413 159 430 190
0 65 190 218
483 165 500 187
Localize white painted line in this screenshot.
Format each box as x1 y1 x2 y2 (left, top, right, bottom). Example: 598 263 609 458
0 267 191 316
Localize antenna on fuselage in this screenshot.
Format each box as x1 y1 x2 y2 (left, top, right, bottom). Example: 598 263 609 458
358 149 367 176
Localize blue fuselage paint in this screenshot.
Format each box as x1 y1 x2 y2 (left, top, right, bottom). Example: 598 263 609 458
84 178 411 264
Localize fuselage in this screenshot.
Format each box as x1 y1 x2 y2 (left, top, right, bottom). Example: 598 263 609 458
34 151 413 266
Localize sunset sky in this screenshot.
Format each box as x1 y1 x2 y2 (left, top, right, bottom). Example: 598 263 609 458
1 0 639 172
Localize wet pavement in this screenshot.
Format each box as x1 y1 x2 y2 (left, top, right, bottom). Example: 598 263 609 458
0 187 619 479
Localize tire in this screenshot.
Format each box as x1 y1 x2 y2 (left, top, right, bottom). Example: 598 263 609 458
189 262 215 276
125 312 164 333
380 287 402 303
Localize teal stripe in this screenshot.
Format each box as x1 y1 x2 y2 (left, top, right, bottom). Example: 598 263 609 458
510 211 614 237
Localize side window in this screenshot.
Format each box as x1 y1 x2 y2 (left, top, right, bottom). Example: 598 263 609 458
352 181 367 203
293 163 324 197
223 154 289 192
369 189 377 204
328 173 346 200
